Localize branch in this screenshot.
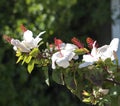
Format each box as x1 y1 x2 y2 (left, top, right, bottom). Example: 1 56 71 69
105 78 120 86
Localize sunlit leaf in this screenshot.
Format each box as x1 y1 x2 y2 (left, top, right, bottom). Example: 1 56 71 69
74 48 89 55
22 55 28 65
16 51 21 57
25 55 32 63
16 55 23 63
30 48 39 57
27 60 35 74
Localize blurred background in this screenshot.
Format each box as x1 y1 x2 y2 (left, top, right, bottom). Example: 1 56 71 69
0 0 116 106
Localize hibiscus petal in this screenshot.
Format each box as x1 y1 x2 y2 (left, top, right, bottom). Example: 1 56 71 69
11 39 30 52
109 38 119 52
79 62 93 68
64 43 78 51
51 52 60 69
83 54 97 62
91 41 97 56
23 30 33 42
21 40 35 49
37 31 46 38
56 57 70 68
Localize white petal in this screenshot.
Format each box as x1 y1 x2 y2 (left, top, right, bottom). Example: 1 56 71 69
97 45 108 54
109 38 119 52
51 52 60 69
97 38 119 60
83 54 97 62
91 41 97 56
56 57 69 68
13 46 17 51
64 43 78 51
37 31 46 38
51 51 69 69
73 55 79 60
59 43 66 49
68 52 76 61
23 30 33 42
11 39 30 52
21 41 35 49
32 31 45 47
55 43 66 50
61 50 76 61
79 62 93 68
33 37 42 47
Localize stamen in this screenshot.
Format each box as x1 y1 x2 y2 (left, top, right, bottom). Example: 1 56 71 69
3 35 12 43
71 37 84 48
54 38 63 57
20 24 27 32
54 38 63 46
86 37 98 49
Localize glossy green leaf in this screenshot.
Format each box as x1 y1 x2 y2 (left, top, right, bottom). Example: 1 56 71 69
16 51 22 57
16 55 23 63
27 60 35 74
52 69 64 85
22 55 27 65
30 48 39 57
25 55 32 63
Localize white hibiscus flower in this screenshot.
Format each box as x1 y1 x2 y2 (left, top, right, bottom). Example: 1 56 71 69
11 30 45 52
51 43 78 69
79 38 119 68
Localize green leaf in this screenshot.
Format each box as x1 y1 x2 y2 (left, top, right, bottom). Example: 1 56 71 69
82 97 91 103
96 59 105 67
16 51 21 57
52 69 64 85
25 55 32 63
30 48 39 57
22 55 27 65
104 58 113 66
85 68 104 86
16 55 23 63
64 71 77 92
27 60 35 74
